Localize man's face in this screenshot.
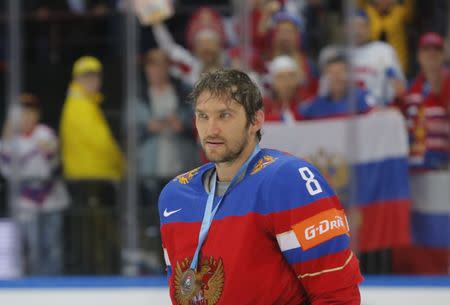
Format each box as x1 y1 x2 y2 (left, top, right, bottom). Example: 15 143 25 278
351 17 370 45
374 0 395 11
274 21 299 54
195 91 254 164
194 35 221 67
78 73 102 94
145 57 169 86
20 108 39 133
272 70 299 99
418 46 444 73
325 61 348 94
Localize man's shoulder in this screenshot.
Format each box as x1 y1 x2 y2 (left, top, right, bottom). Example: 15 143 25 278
368 41 396 56
254 149 315 178
256 149 335 208
159 163 213 198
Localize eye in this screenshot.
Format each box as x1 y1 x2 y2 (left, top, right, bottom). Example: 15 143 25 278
220 112 232 119
196 112 208 120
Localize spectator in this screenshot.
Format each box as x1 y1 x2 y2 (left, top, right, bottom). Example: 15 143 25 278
402 32 450 170
152 6 226 86
60 56 124 274
227 0 280 51
135 49 199 272
357 0 414 73
0 94 69 275
264 55 315 122
301 50 374 119
268 12 318 96
136 49 199 195
226 47 265 92
229 0 305 52
349 11 405 106
60 56 124 181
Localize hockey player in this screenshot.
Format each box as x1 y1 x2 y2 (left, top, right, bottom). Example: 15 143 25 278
159 69 363 305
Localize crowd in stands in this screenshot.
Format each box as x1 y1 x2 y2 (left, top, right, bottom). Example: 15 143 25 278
0 0 449 275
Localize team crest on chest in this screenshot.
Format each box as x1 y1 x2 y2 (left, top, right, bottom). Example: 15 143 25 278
174 256 224 305
175 168 200 184
250 155 278 175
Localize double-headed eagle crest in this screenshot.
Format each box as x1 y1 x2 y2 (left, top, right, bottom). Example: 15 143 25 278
174 256 224 305
175 167 200 185
250 155 278 175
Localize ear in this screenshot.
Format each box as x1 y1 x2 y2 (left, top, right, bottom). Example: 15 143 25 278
251 109 265 134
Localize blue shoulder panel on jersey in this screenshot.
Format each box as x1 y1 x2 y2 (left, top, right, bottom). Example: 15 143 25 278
158 162 214 225
159 149 338 225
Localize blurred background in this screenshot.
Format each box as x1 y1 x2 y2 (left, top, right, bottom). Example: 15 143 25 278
0 0 449 303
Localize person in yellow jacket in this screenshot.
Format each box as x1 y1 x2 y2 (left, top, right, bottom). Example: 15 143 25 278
60 56 124 180
357 0 414 74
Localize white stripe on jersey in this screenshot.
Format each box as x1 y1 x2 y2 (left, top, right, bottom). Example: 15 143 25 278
276 230 301 252
163 248 171 266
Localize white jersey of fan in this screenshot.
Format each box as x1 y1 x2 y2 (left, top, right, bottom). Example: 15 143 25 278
351 41 405 105
0 124 68 213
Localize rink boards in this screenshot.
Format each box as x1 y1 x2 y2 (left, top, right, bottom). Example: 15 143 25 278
0 276 449 304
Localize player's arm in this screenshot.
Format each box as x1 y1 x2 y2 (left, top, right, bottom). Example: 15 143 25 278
158 185 174 283
267 159 363 304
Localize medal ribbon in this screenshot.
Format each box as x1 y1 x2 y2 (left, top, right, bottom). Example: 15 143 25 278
189 145 261 270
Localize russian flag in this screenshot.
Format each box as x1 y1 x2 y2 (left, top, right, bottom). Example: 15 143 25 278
261 109 411 251
393 171 450 274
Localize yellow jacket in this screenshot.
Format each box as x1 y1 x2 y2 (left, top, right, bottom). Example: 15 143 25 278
60 82 124 180
358 0 414 73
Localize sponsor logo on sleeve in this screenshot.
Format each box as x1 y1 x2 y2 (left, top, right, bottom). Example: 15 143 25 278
292 208 349 250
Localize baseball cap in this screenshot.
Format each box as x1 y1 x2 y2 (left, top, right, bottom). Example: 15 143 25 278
72 56 103 77
419 32 444 49
268 55 299 78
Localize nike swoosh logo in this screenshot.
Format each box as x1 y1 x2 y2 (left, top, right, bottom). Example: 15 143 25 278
163 208 182 217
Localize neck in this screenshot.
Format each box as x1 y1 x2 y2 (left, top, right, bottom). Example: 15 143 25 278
356 39 370 47
215 140 257 182
278 94 294 106
377 8 390 15
203 61 221 73
150 81 169 92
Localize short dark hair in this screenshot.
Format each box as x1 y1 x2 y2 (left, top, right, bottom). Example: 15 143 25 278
190 69 263 141
324 53 347 69
19 93 40 110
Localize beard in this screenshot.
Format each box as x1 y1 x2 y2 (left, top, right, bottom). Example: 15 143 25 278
202 129 250 164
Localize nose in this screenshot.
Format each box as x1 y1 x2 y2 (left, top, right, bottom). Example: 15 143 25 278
206 117 221 136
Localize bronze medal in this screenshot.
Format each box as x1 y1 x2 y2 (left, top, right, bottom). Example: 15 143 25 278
180 268 197 296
